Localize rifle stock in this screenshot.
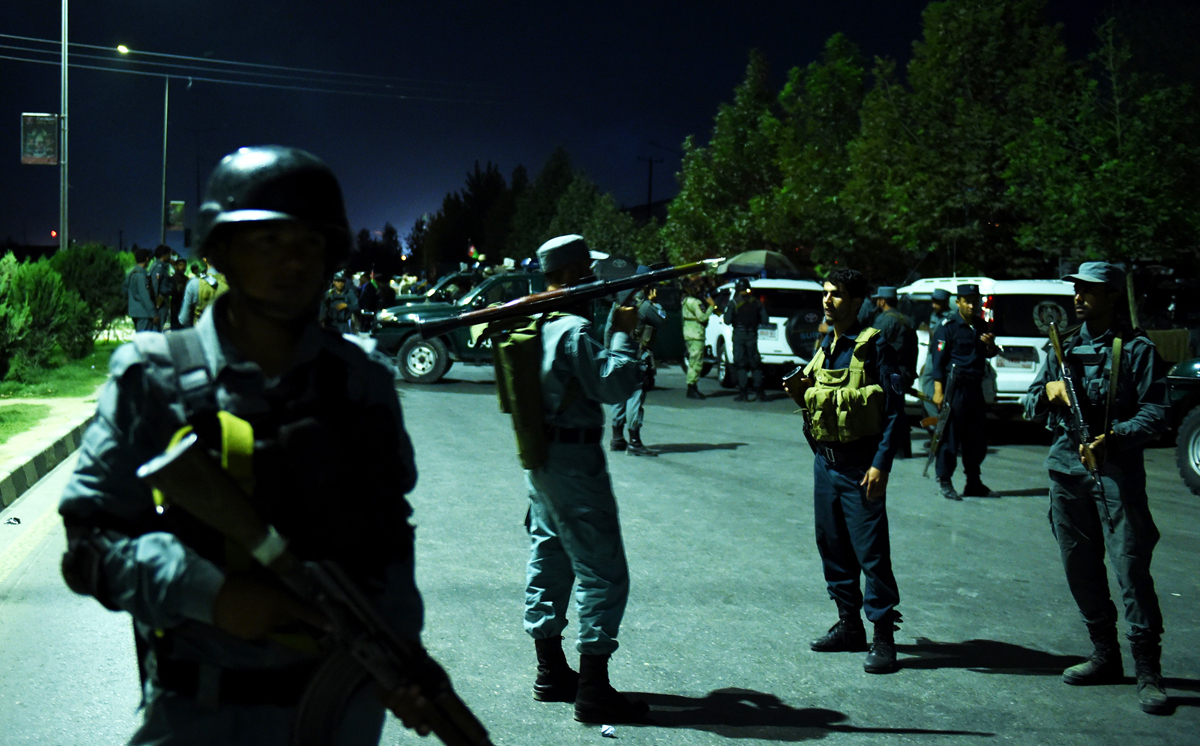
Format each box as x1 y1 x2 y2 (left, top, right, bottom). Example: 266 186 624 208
417 259 721 340
1047 322 1113 532
137 434 495 746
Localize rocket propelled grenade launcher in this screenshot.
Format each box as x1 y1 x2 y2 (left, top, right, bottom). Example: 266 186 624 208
417 258 723 340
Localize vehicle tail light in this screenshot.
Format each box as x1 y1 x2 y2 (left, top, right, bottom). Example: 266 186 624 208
982 294 994 324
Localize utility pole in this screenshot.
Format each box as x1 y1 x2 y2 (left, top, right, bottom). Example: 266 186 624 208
160 77 169 245
60 0 69 250
636 156 662 218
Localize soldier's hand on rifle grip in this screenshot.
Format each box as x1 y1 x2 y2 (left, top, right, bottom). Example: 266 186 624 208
1045 380 1071 406
782 375 813 406
211 575 330 640
610 306 638 334
1079 433 1107 470
380 684 433 737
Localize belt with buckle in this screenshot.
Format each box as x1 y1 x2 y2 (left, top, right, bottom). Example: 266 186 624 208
814 440 875 468
544 426 603 444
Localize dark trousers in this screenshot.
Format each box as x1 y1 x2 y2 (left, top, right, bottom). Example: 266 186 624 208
935 383 986 481
732 332 762 391
812 454 899 623
1049 468 1163 642
133 317 157 332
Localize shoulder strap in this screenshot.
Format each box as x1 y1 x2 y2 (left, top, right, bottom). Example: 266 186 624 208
1104 334 1123 434
164 328 217 420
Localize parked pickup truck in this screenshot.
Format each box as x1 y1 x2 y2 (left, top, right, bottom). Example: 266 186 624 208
1168 356 1200 496
372 271 546 383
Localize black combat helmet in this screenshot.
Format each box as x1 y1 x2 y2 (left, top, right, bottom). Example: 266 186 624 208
194 145 351 273
735 277 752 293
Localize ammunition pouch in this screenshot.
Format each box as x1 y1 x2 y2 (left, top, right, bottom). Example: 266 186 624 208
802 327 885 444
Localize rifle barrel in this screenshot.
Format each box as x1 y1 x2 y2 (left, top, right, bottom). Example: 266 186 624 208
417 259 721 340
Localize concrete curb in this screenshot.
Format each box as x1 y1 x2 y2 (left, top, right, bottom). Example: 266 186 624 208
0 415 93 509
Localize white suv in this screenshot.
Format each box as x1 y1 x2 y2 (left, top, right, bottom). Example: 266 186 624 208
897 277 1077 410
706 278 826 387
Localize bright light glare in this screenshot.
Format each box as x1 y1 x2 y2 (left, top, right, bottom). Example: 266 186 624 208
117 45 130 54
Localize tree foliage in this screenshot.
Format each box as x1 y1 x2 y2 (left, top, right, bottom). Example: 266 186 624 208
48 242 126 347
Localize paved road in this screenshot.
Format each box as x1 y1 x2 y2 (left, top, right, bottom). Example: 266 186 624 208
1 365 1196 745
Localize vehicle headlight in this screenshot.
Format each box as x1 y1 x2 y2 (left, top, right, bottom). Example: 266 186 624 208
377 309 396 323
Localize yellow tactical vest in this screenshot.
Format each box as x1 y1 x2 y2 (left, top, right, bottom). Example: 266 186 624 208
194 272 229 323
801 327 885 443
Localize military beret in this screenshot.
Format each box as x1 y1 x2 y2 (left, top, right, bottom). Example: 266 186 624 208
536 234 591 274
956 283 981 296
931 288 951 302
1062 261 1125 291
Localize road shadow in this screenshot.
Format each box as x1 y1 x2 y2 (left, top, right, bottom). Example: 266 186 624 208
897 638 1083 675
620 688 993 740
651 442 749 454
993 488 1048 497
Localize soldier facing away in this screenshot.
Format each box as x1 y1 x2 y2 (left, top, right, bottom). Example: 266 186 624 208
723 277 768 402
59 145 434 744
1025 261 1171 715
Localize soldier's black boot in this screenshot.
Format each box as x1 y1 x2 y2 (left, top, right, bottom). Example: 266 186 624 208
686 383 705 400
1063 624 1123 685
574 654 650 724
962 478 999 497
810 604 868 652
609 425 627 452
756 386 768 403
626 429 657 457
533 636 579 702
734 387 749 402
864 619 899 674
1131 638 1171 715
939 479 962 501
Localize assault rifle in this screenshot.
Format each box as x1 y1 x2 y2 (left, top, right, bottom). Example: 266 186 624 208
922 364 957 478
137 434 494 746
1047 322 1113 532
417 259 722 340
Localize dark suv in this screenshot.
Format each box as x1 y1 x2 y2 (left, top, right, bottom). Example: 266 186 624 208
372 271 546 383
1169 355 1200 496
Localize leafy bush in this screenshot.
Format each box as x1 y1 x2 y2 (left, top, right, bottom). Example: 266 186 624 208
4 256 92 380
49 242 127 346
0 254 31 379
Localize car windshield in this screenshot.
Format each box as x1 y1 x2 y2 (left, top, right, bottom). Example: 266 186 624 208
986 294 1077 337
427 274 476 301
753 288 823 319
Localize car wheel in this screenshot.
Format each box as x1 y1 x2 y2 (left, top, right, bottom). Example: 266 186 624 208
1176 405 1200 497
397 335 449 384
716 339 735 389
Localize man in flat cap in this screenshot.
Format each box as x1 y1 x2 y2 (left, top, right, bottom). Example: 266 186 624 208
931 283 999 499
518 234 650 723
1025 261 1171 714
870 287 918 458
918 288 955 423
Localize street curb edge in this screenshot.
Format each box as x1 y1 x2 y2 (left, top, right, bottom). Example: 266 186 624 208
0 415 94 509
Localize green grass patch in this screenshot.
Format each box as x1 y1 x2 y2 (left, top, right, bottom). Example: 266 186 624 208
0 340 120 399
0 403 52 445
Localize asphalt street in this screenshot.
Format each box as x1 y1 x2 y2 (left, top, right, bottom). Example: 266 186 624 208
0 364 1197 745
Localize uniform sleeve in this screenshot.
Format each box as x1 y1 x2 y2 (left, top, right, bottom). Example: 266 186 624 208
178 278 199 326
563 325 642 404
723 301 735 326
639 300 668 329
871 334 904 472
1110 339 1169 450
59 346 226 630
346 290 359 315
931 322 949 384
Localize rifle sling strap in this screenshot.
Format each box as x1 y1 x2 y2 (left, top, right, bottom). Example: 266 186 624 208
1104 335 1122 436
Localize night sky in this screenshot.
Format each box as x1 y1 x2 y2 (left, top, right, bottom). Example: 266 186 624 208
0 1 1139 254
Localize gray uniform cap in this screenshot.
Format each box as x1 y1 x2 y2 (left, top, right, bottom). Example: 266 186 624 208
1062 261 1125 291
931 288 951 302
536 235 591 274
874 286 898 301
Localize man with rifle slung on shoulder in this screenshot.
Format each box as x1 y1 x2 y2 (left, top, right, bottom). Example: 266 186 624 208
783 268 905 675
1025 261 1171 715
58 145 490 745
930 283 999 500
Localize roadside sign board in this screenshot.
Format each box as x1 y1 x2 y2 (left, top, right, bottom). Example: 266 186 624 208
20 113 59 165
167 201 185 230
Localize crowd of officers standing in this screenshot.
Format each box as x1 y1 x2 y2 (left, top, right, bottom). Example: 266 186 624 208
65 145 1173 746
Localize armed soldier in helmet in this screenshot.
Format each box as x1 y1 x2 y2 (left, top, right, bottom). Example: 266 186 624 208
59 146 434 744
723 277 768 402
320 270 359 334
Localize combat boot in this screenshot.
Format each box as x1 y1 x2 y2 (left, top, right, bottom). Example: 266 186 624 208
686 383 705 400
609 425 627 452
1063 624 1123 685
963 478 999 497
574 654 650 724
626 429 657 457
939 479 962 501
1131 638 1171 715
863 619 899 674
810 604 868 652
533 636 579 703
756 386 768 403
734 387 749 402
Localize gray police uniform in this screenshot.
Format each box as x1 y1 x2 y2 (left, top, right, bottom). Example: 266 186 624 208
126 265 158 331
150 259 174 330
1025 321 1168 643
919 295 955 420
59 295 423 746
607 293 667 434
320 286 359 335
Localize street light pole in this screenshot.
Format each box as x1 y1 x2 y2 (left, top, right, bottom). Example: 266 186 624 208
160 77 169 245
60 0 68 250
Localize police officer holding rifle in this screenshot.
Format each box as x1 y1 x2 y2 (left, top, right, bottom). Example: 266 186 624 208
58 146 485 745
1025 261 1171 715
783 268 905 674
